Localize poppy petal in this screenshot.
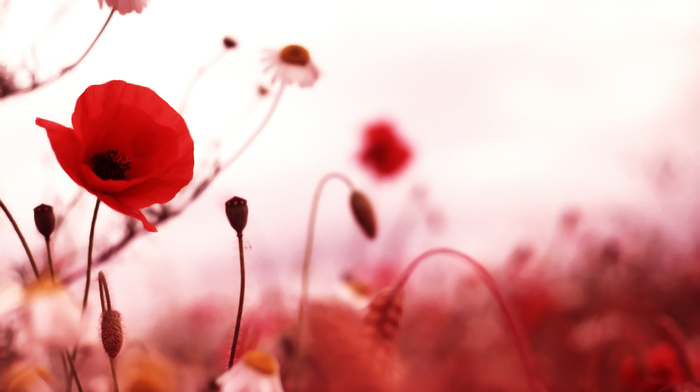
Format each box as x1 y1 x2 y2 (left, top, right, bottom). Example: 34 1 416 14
36 118 87 189
97 193 158 232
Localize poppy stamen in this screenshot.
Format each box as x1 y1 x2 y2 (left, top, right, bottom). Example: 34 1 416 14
91 149 132 180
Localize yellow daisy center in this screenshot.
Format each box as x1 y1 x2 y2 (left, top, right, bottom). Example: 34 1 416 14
344 276 371 297
24 276 63 298
243 350 279 375
279 45 311 66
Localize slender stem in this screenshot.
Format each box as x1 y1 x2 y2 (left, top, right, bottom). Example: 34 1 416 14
179 50 227 114
67 9 115 72
82 199 101 311
0 197 39 278
61 352 71 392
228 234 246 369
293 172 355 392
109 358 120 392
220 84 285 171
12 9 116 96
45 237 55 280
390 248 544 392
64 350 83 392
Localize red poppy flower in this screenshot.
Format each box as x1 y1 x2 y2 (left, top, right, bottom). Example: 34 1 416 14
35 80 194 232
357 120 412 179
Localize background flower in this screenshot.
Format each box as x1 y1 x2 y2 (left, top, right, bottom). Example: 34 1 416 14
35 80 194 232
358 120 412 179
97 0 148 15
263 45 320 88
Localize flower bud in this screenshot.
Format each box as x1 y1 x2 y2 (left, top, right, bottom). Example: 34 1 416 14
350 191 376 239
33 204 55 239
223 36 237 49
101 309 124 359
225 196 248 235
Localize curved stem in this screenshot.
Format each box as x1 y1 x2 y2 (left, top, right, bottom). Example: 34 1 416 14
0 197 39 279
98 271 112 312
390 248 544 392
293 172 355 392
220 83 285 171
228 234 246 368
12 9 116 96
45 237 55 280
81 199 101 311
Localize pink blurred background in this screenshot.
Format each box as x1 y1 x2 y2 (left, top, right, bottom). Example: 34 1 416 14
2 0 700 338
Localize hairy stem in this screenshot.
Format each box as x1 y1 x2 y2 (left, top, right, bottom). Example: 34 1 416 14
109 358 120 392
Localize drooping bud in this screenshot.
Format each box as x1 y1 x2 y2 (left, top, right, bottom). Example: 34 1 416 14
33 204 55 239
223 36 237 49
350 191 377 239
101 309 124 359
225 196 248 236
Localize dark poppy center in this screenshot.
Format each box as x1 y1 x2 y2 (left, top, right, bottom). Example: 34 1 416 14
91 149 131 180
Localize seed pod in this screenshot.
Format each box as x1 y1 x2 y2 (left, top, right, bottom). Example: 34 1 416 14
225 196 248 236
101 310 123 359
223 36 237 49
33 204 55 239
350 191 377 239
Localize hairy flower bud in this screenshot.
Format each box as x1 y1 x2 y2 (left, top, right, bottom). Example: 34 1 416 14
101 309 123 359
225 196 248 236
350 191 377 239
33 204 55 239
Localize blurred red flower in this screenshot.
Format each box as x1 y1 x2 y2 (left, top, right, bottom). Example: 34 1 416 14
358 120 412 179
36 80 194 232
98 0 148 15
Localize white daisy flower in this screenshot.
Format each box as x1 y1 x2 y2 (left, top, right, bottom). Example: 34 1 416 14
216 350 284 392
22 277 81 349
262 45 320 88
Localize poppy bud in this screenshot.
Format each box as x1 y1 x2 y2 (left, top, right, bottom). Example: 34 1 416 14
225 196 248 235
101 309 123 359
349 191 376 239
33 204 55 239
223 36 237 49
